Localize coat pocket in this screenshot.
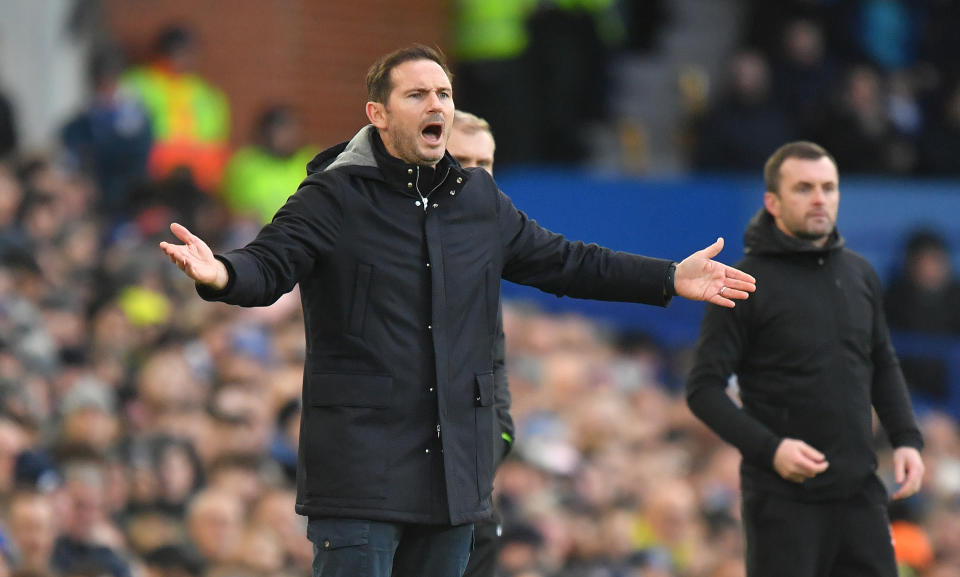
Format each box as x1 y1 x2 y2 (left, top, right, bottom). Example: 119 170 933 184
304 373 393 499
347 263 372 337
475 371 495 499
484 261 497 338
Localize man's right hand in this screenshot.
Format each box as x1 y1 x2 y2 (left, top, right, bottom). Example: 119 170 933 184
773 438 829 483
159 222 229 290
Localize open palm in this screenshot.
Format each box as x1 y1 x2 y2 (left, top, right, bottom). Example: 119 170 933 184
159 223 228 289
674 238 756 308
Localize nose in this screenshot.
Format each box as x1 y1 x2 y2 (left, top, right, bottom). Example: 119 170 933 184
426 91 444 111
811 187 826 203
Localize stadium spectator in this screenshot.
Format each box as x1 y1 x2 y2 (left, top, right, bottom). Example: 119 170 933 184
447 109 513 577
221 105 316 225
121 25 230 193
5 490 58 572
694 51 793 171
885 228 960 400
815 65 905 173
918 81 960 175
61 46 152 222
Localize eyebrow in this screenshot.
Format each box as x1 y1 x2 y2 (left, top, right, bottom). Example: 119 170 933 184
793 179 836 188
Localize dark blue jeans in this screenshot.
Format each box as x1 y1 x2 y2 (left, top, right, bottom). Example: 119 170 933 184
307 518 474 577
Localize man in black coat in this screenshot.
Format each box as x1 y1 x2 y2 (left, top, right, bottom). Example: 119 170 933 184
160 45 756 577
686 141 925 577
446 109 510 577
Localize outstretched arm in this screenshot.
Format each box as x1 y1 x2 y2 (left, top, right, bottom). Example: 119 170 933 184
159 222 229 289
675 238 756 307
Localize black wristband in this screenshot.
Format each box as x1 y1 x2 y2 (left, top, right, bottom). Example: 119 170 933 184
664 262 678 298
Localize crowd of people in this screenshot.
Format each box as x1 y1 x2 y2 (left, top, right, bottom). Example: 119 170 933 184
0 10 957 577
450 0 960 175
691 0 960 176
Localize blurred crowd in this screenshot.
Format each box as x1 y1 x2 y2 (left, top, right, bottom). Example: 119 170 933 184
691 0 960 175
451 0 960 175
0 6 958 577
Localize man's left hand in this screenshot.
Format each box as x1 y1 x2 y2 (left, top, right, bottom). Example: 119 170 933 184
891 446 924 500
675 238 757 308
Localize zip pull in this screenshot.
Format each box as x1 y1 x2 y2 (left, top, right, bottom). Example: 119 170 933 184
436 423 441 439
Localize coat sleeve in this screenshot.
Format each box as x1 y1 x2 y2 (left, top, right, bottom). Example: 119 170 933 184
686 300 783 470
496 190 672 306
197 181 342 307
867 266 924 450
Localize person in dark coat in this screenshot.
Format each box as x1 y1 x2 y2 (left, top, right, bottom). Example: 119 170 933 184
447 110 510 577
686 141 924 577
884 228 960 400
159 45 756 577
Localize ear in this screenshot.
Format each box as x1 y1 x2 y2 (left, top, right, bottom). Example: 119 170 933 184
763 191 780 218
366 101 387 129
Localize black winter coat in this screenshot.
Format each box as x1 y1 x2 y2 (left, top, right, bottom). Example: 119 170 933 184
686 210 923 502
200 126 673 524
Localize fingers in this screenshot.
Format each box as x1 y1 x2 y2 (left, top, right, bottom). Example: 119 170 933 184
722 272 757 292
892 467 922 500
170 222 194 244
891 449 924 500
707 294 736 309
775 439 829 483
794 455 829 477
798 443 826 463
894 454 906 484
699 237 724 260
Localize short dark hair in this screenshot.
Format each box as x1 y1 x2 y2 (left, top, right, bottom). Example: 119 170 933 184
365 44 452 104
763 141 836 194
905 228 949 258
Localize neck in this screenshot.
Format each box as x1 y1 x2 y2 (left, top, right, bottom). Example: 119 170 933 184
378 130 438 167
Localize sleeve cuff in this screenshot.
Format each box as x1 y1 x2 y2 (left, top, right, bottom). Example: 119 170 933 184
664 261 678 299
196 254 236 300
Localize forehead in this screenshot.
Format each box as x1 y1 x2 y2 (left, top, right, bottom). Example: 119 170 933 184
779 156 838 185
448 128 494 154
389 59 451 93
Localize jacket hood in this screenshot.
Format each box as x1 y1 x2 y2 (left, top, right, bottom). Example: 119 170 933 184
305 125 378 175
744 208 845 256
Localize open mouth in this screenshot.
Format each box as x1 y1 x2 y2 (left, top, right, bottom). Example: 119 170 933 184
421 122 443 145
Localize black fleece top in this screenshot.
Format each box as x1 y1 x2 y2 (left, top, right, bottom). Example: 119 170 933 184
686 209 923 502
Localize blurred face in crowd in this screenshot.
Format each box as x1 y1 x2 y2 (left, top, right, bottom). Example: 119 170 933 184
447 125 495 175
0 420 25 493
187 490 244 563
367 58 454 166
8 492 58 570
765 156 839 247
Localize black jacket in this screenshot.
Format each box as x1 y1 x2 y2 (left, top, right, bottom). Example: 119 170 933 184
200 126 673 524
686 210 923 502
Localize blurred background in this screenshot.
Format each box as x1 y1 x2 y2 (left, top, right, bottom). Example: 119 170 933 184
0 1 958 576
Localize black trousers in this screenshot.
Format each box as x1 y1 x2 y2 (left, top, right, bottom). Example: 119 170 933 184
463 515 500 577
742 491 897 577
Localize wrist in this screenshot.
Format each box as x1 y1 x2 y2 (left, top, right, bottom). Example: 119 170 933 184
213 260 230 290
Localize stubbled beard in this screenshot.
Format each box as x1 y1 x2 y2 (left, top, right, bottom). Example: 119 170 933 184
795 228 831 242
